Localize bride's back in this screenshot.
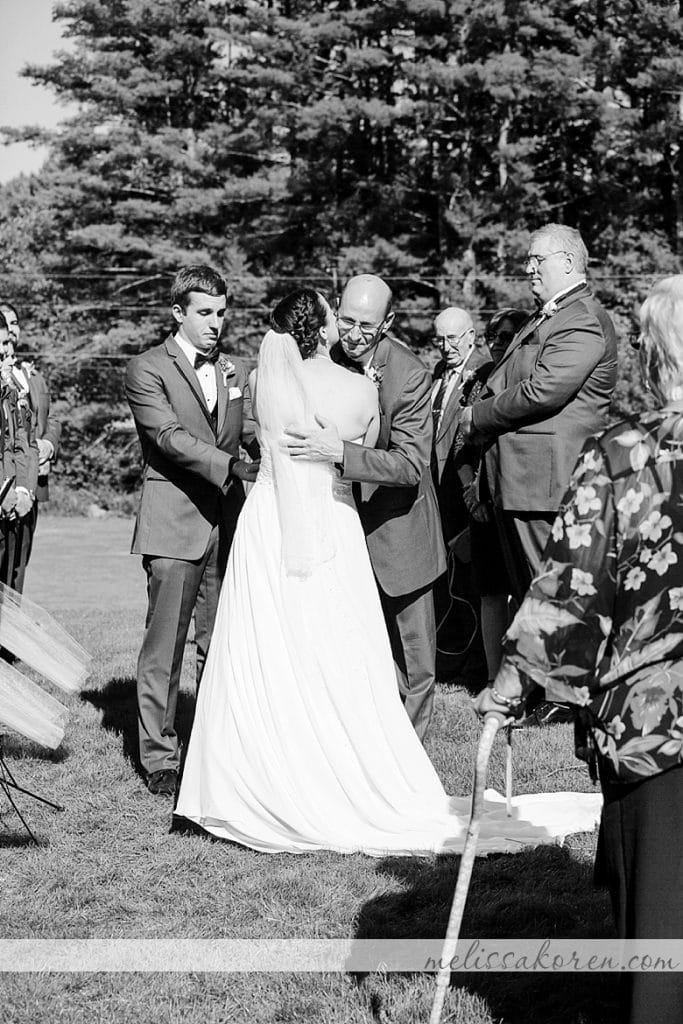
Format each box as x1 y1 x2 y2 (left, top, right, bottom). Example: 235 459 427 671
300 357 377 442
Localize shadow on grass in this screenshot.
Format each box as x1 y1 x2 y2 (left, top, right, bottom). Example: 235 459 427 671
0 733 70 763
0 830 49 848
80 677 196 781
353 845 620 1024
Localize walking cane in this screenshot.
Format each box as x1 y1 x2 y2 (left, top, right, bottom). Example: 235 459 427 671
506 724 513 817
429 714 503 1024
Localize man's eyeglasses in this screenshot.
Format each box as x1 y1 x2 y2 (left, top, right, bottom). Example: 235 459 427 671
525 250 568 270
337 316 384 339
435 328 473 347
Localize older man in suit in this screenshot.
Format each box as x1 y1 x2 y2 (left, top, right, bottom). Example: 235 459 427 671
430 306 478 543
286 275 446 742
125 265 258 795
460 223 618 601
429 306 489 682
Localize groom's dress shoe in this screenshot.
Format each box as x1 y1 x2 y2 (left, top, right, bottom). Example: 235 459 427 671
146 769 178 796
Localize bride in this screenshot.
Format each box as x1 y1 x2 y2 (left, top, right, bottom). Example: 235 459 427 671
174 289 599 855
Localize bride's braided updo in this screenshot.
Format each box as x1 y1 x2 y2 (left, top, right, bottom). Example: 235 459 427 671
270 289 327 360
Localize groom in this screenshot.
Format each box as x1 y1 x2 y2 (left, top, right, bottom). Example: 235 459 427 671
286 274 446 741
125 264 258 796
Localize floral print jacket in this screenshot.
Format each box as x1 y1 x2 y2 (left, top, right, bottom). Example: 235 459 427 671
498 405 683 783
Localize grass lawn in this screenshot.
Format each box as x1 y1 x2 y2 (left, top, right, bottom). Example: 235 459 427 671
0 516 620 1023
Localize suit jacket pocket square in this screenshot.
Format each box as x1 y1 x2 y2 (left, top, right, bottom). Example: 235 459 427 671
228 386 242 399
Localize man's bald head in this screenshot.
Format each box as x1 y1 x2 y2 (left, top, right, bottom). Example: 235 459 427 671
338 274 395 363
433 306 475 369
434 307 473 338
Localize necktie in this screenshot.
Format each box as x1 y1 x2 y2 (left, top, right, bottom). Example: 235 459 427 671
194 348 219 369
432 370 454 432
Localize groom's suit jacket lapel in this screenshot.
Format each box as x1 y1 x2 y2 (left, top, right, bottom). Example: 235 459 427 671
165 335 230 437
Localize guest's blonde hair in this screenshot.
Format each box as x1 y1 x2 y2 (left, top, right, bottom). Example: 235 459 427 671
639 275 683 404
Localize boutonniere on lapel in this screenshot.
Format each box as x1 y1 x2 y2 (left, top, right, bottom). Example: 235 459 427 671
364 364 383 389
21 360 35 379
218 355 236 387
541 298 559 319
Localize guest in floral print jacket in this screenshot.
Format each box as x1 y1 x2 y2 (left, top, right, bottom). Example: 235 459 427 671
475 275 683 1024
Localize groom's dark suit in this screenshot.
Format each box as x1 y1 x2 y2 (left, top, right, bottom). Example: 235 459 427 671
471 282 617 600
125 335 256 776
335 336 446 741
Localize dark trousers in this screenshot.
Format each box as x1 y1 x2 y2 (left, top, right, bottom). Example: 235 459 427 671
495 509 555 604
379 583 436 743
137 526 227 775
4 503 38 594
599 765 683 1024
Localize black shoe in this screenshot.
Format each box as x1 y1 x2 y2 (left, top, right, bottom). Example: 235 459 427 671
532 701 574 726
146 769 178 796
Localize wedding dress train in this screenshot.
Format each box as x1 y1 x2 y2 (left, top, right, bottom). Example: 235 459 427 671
175 450 601 855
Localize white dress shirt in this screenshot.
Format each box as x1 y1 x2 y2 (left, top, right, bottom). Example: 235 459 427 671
175 334 217 413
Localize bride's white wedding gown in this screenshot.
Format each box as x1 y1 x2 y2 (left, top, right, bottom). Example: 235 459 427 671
175 448 601 856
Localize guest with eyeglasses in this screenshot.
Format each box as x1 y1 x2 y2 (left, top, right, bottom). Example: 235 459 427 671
428 307 487 683
284 274 446 742
459 224 618 723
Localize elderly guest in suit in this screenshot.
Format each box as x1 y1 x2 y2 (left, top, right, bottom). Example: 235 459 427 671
475 275 683 1024
429 306 487 682
460 224 618 605
286 274 446 741
125 265 258 796
430 306 478 541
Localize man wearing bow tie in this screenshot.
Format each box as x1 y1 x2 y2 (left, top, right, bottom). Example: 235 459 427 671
125 265 259 796
460 224 617 605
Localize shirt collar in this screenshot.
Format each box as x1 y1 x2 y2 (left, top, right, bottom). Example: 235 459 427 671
546 279 587 307
175 332 203 368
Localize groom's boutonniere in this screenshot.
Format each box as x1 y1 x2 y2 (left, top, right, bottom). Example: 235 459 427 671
364 364 383 389
541 298 559 319
218 355 236 387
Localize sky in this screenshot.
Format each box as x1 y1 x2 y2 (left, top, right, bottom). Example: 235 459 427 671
0 0 75 183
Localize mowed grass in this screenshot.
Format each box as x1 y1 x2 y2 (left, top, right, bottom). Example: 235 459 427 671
0 517 620 1023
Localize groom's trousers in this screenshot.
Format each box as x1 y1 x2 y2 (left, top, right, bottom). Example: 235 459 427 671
136 525 227 776
379 582 436 743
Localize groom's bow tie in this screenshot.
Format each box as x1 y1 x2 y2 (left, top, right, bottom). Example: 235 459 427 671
194 348 219 369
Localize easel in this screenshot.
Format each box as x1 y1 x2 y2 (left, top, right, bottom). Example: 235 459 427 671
0 734 64 844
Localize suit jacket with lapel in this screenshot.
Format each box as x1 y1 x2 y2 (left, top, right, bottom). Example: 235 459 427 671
431 354 488 484
472 284 618 512
25 368 61 502
125 335 256 560
337 337 446 597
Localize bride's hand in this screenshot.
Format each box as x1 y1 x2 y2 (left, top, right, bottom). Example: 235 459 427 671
284 415 344 463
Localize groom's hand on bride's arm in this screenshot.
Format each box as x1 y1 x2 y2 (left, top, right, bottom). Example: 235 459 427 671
229 458 260 483
284 416 344 464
